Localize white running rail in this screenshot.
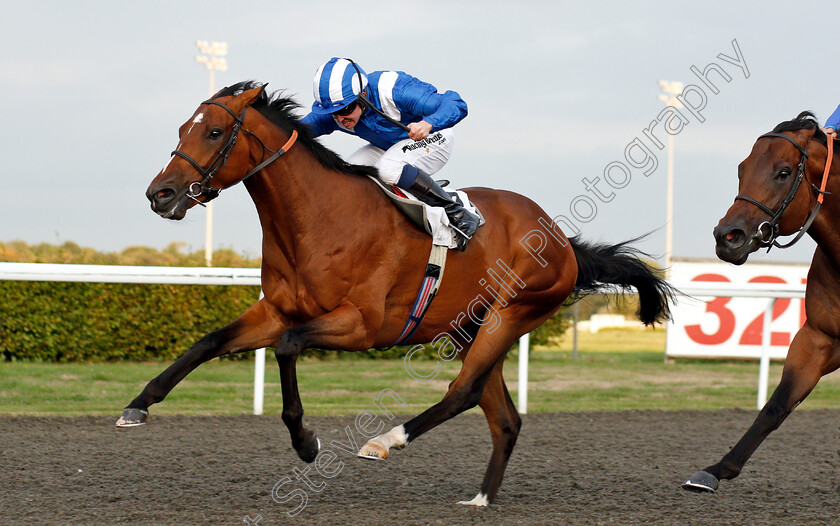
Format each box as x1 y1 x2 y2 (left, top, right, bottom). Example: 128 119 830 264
1 263 806 414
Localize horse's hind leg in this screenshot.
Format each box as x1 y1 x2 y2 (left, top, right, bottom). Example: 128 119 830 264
117 300 284 427
683 323 840 492
358 320 522 502
459 361 521 506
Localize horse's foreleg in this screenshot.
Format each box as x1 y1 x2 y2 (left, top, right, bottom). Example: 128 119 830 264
684 323 839 492
458 361 521 507
274 303 375 463
274 338 319 463
116 300 284 427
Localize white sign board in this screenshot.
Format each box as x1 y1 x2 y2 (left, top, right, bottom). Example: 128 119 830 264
666 259 809 360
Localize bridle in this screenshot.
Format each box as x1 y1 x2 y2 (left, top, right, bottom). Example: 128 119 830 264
734 131 832 250
170 98 298 206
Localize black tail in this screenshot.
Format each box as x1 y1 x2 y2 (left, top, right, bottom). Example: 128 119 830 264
569 237 675 325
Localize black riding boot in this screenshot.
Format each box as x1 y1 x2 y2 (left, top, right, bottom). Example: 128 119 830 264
400 166 479 251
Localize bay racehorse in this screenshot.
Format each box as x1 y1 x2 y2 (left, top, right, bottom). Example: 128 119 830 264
684 112 837 493
120 81 674 505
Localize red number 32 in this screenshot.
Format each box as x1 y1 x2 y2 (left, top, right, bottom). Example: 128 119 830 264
684 274 735 345
684 273 803 346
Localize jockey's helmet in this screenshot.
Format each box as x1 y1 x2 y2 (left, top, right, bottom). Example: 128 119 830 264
310 57 368 115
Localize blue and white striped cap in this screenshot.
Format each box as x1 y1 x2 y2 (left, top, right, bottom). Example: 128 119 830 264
310 57 368 114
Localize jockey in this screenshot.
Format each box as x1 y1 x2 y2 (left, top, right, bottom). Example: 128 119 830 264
300 57 479 250
824 104 840 137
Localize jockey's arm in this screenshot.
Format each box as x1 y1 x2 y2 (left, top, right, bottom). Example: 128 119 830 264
824 104 840 137
395 76 468 141
300 112 337 137
407 121 433 141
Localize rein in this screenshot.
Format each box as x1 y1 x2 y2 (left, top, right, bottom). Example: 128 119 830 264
345 58 411 133
171 99 298 207
734 132 833 250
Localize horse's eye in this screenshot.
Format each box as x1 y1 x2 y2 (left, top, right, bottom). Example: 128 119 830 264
208 129 223 140
776 169 791 181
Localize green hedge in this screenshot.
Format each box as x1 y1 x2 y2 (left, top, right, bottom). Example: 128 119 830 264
0 281 261 362
0 240 576 362
0 278 576 362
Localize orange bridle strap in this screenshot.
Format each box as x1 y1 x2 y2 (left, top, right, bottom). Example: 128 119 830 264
818 133 834 205
281 129 298 153
242 129 298 180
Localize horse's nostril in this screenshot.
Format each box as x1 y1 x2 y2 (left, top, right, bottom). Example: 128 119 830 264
151 188 175 203
724 229 745 247
715 225 746 249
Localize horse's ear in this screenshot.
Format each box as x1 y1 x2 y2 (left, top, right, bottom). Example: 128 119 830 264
238 84 267 107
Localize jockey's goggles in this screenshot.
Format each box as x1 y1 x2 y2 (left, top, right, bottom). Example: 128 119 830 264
333 100 359 116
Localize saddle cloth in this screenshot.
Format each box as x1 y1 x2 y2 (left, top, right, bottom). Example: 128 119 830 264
367 176 485 249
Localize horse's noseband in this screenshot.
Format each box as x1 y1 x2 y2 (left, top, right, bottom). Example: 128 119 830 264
734 132 828 250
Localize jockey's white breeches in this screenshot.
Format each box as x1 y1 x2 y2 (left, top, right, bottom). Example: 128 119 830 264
347 128 455 185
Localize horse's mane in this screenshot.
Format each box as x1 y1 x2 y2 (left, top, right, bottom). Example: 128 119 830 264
772 111 840 152
214 81 379 179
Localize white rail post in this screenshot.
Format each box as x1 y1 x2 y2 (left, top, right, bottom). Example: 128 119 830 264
254 290 266 415
757 298 775 410
254 348 266 415
518 333 530 414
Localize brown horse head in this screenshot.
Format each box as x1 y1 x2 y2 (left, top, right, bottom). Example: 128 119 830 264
146 85 267 219
713 114 829 265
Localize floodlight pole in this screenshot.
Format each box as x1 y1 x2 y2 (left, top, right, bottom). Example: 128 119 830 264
657 80 684 279
195 40 228 267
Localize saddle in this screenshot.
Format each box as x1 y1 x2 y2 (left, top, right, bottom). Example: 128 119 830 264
367 176 484 249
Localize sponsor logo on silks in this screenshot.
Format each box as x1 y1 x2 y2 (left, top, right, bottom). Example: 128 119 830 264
402 132 445 153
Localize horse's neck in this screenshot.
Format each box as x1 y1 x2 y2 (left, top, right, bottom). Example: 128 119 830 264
242 144 394 268
809 152 840 268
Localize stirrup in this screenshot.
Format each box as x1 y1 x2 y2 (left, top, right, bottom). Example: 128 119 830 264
448 223 473 241
448 222 475 251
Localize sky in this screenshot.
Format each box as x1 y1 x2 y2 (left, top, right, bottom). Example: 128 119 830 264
2 1 838 265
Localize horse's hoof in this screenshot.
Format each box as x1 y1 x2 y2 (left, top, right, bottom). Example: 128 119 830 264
357 441 389 460
682 470 719 493
296 433 320 463
116 408 149 428
457 493 490 506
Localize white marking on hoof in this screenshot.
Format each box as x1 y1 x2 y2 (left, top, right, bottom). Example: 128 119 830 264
458 493 489 506
358 440 390 459
357 425 407 460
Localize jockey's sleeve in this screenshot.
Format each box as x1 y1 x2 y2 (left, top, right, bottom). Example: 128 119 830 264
394 76 468 131
420 90 469 131
300 112 337 137
826 104 840 131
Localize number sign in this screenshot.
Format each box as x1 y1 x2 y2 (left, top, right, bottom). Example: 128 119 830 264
666 260 808 360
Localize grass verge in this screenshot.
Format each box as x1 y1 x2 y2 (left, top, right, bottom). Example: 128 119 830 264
2 328 839 416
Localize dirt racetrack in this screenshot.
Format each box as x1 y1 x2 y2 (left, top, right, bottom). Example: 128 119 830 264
2 409 839 525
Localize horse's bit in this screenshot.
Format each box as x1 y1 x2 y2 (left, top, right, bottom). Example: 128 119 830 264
734 132 831 250
170 99 297 206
